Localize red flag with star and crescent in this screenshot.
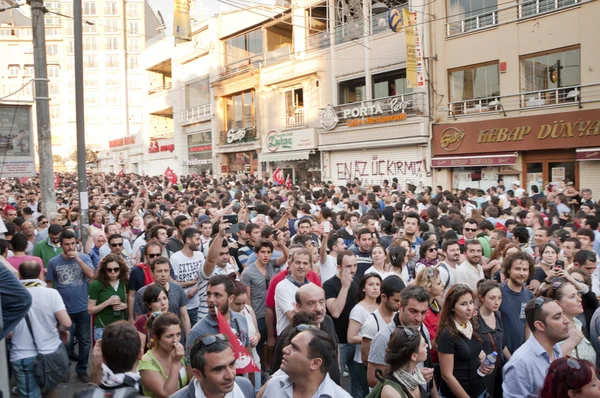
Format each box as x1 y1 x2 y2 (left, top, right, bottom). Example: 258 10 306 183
164 167 177 185
216 311 259 375
285 174 291 189
272 167 284 185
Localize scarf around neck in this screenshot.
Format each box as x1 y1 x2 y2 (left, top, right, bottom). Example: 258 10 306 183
393 368 426 392
100 363 140 389
419 258 438 268
455 320 473 340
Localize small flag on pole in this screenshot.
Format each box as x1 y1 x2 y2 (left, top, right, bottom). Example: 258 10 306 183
216 311 259 374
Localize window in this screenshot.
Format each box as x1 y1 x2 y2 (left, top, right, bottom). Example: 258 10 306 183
24 65 34 77
83 37 97 51
285 88 303 115
446 0 497 35
84 92 100 106
104 1 119 15
105 37 119 51
84 78 99 88
225 29 263 66
128 76 141 88
186 78 210 108
104 19 119 33
373 69 411 99
519 0 577 18
49 85 60 97
66 39 74 54
8 65 19 77
83 55 98 68
106 77 121 87
128 20 139 35
66 60 75 71
127 38 140 52
83 2 96 15
23 82 33 97
106 55 120 68
63 3 73 17
224 90 255 130
126 4 140 18
50 104 60 119
45 16 61 26
47 44 59 56
106 91 121 105
83 21 96 34
128 90 142 106
47 64 60 78
127 56 139 69
449 62 499 110
520 47 580 106
338 77 366 104
65 22 73 36
46 27 60 37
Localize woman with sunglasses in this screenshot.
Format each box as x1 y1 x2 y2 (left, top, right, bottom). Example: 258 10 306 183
138 312 189 398
539 357 600 398
436 284 493 398
414 268 444 364
369 327 429 398
539 276 596 363
135 284 169 353
87 253 129 341
476 280 510 398
415 240 439 276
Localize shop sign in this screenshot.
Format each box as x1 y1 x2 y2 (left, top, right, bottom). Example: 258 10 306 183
431 154 517 167
109 136 135 148
264 129 316 153
148 141 175 153
187 158 211 165
432 109 600 156
320 96 412 130
226 128 251 144
189 144 212 152
577 149 600 161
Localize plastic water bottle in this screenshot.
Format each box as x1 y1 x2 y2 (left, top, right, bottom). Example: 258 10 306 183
477 352 497 376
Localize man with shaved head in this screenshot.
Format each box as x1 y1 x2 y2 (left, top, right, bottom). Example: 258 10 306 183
271 284 341 385
20 221 36 255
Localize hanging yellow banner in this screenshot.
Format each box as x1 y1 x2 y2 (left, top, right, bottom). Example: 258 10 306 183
403 8 417 88
173 0 192 42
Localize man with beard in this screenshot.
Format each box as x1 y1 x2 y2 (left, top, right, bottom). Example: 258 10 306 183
170 227 204 326
271 284 340 381
437 239 461 299
455 240 485 291
502 297 571 398
499 252 535 354
186 275 250 365
172 334 254 398
275 249 313 335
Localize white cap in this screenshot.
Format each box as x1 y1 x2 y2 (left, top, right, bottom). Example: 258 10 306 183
512 180 520 186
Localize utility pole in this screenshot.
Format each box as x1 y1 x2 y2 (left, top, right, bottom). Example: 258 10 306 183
74 0 89 245
30 0 57 215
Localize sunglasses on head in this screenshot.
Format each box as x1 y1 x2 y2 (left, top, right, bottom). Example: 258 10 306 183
295 324 319 332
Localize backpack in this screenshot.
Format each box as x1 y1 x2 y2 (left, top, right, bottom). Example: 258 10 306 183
74 375 142 398
365 375 409 398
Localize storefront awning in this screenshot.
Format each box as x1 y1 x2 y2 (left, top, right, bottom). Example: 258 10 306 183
259 150 312 163
432 153 517 168
576 148 600 161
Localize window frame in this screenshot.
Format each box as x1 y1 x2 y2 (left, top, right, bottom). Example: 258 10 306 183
447 60 500 112
223 89 256 131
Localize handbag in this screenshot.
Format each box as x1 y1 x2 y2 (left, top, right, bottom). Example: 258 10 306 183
24 314 70 391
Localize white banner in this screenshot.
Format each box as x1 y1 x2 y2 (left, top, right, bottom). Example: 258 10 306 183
0 105 35 177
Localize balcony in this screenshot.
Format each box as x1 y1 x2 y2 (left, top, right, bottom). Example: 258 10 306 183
148 82 172 96
218 127 257 146
444 83 600 118
518 0 582 18
283 108 305 130
446 10 497 36
178 104 211 125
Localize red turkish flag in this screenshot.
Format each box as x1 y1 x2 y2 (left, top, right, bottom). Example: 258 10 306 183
272 167 284 185
164 167 177 185
216 311 259 375
118 169 124 177
54 174 60 188
285 174 291 189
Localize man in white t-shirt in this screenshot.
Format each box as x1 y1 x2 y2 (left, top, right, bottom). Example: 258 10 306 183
437 240 461 300
197 222 238 320
319 232 346 284
170 227 205 326
512 181 525 198
275 248 313 335
455 240 485 291
11 260 72 397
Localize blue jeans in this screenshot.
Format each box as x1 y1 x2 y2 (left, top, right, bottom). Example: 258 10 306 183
187 307 198 328
94 327 104 342
67 311 91 376
12 356 41 398
339 344 361 398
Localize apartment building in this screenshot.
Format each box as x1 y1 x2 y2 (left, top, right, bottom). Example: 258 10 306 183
430 0 600 194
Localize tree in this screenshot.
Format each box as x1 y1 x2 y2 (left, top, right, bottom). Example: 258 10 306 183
69 149 98 163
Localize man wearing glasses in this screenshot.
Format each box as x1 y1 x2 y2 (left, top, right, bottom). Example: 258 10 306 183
502 296 570 398
107 233 134 270
172 334 254 398
127 240 163 324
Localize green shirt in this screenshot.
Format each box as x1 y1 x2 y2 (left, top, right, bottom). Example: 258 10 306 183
137 350 189 398
32 240 63 268
88 279 128 328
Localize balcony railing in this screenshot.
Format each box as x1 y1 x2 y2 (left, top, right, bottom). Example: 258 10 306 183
283 108 305 129
518 0 580 18
148 82 172 95
445 83 600 118
178 104 211 124
446 10 497 36
218 126 258 146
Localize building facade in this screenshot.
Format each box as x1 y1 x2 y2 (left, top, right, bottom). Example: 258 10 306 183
430 0 600 194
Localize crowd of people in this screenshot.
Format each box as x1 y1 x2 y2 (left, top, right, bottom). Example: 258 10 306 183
0 172 600 398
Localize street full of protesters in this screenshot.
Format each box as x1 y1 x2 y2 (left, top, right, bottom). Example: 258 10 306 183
1 172 600 398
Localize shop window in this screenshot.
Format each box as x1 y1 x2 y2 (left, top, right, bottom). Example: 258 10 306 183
449 62 499 113
224 90 255 130
338 77 366 105
446 0 497 35
373 69 410 99
520 47 580 107
225 29 263 68
186 78 210 109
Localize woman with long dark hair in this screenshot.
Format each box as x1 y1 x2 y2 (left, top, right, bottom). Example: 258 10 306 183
539 357 600 398
134 283 169 352
436 284 493 398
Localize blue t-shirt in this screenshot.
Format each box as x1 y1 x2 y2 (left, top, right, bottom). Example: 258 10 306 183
46 254 94 315
499 282 534 354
